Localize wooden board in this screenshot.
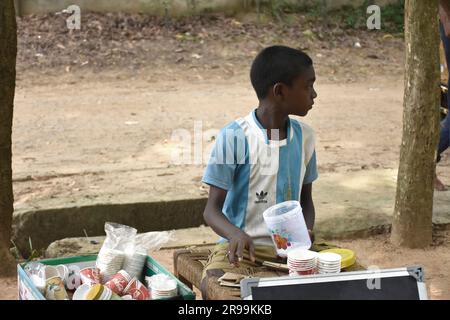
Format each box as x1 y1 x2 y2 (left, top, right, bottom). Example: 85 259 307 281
173 247 366 300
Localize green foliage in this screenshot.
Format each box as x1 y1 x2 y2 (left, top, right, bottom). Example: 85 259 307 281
257 0 313 22
381 0 405 33
10 239 23 260
10 238 43 262
253 0 404 32
340 4 367 29
328 0 404 33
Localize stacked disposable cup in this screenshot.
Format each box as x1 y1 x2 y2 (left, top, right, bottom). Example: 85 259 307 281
96 247 125 282
287 249 318 276
56 265 70 287
317 252 342 274
123 277 150 300
104 270 132 295
24 262 45 277
25 262 46 294
79 267 102 286
146 274 178 300
123 251 147 279
45 276 69 300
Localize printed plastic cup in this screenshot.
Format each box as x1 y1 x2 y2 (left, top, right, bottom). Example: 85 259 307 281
30 274 46 294
65 265 82 291
45 276 69 300
289 269 317 277
298 268 317 275
262 200 311 258
123 277 150 300
38 265 59 281
24 262 45 277
287 248 318 275
80 267 102 286
104 270 132 295
56 265 69 286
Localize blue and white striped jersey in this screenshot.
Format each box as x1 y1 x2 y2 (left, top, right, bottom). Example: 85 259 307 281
202 110 318 245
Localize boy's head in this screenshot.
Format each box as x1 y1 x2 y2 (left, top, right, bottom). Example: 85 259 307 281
250 45 317 116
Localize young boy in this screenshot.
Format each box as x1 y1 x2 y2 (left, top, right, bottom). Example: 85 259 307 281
201 45 318 298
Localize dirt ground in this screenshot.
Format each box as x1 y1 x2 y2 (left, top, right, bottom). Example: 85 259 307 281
11 13 450 206
3 13 450 299
13 14 450 210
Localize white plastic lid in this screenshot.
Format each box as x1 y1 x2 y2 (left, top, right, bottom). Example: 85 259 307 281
318 252 342 263
263 200 301 219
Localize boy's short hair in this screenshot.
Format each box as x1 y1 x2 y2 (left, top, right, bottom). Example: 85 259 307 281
250 45 313 100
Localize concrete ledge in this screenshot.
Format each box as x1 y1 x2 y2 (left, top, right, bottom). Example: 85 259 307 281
12 198 207 257
45 225 218 258
14 168 450 258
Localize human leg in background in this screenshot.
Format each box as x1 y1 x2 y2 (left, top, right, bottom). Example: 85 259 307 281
436 23 450 191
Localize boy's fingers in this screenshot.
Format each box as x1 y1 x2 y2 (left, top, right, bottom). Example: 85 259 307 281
236 241 244 262
227 241 237 265
248 241 256 262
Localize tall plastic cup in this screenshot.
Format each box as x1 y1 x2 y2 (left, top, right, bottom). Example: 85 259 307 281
262 200 311 258
45 276 69 300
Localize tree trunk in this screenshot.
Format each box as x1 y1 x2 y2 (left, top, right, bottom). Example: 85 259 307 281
391 0 440 248
0 0 17 276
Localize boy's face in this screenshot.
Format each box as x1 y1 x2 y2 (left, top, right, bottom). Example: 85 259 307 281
277 66 317 117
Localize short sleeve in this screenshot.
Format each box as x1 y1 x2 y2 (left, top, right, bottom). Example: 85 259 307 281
296 120 318 185
202 123 246 191
303 150 318 184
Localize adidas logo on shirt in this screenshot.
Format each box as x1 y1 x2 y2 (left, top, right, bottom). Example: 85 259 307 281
255 190 268 204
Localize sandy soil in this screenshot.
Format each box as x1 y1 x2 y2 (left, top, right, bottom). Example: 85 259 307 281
12 13 450 208
12 12 450 208
333 230 450 300
0 278 17 300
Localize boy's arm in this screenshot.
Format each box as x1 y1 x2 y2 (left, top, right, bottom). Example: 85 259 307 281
301 183 315 241
203 185 256 266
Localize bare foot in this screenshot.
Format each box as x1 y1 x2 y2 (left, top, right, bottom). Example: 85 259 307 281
435 175 448 191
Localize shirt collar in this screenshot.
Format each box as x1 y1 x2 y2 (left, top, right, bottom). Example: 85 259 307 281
250 109 293 146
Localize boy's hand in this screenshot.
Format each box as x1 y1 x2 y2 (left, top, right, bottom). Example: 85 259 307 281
227 230 256 267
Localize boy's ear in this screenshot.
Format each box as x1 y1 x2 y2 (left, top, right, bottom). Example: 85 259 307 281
272 83 284 98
